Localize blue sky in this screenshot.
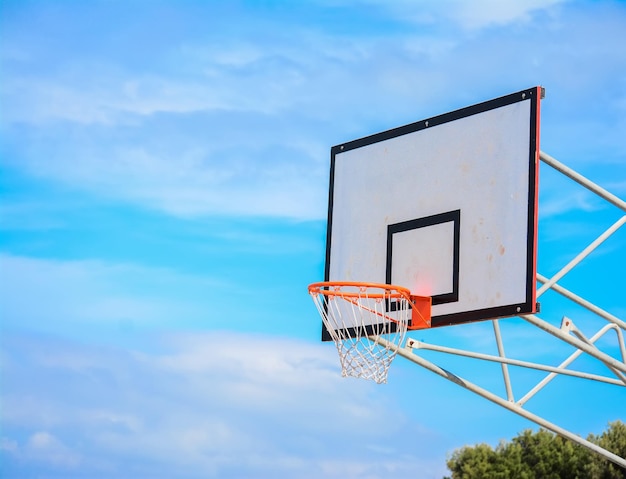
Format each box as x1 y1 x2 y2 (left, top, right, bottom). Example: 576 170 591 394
1 0 625 477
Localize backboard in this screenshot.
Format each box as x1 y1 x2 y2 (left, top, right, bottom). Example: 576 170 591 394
322 87 542 340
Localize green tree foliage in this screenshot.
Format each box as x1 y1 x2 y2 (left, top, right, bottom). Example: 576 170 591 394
584 421 626 479
444 421 626 479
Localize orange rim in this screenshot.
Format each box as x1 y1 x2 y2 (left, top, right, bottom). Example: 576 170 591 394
308 281 411 300
308 281 432 330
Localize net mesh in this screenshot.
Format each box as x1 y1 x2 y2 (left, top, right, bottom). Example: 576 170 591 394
309 283 411 384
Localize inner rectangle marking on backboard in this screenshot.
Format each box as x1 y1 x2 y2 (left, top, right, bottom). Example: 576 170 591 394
386 210 460 305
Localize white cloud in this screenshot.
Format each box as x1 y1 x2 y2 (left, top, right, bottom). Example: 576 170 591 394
1 331 448 478
0 254 226 335
26 431 79 466
539 189 606 218
436 0 567 30
2 431 82 470
0 438 18 453
1 69 258 126
318 0 568 30
2 1 624 220
2 109 330 219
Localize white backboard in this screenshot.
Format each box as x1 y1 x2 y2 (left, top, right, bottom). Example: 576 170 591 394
322 87 541 340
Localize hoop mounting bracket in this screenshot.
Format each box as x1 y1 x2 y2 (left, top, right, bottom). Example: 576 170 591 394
409 295 432 330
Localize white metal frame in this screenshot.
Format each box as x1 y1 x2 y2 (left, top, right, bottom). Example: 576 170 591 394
376 151 626 468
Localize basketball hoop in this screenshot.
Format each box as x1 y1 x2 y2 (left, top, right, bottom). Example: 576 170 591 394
308 282 431 383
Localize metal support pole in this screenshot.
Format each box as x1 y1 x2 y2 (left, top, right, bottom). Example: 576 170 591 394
521 314 626 376
492 320 514 402
540 151 626 212
537 215 626 297
536 273 626 330
406 338 624 386
379 336 626 469
517 321 626 406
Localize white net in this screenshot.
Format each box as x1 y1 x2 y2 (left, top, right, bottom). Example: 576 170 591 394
309 283 411 384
